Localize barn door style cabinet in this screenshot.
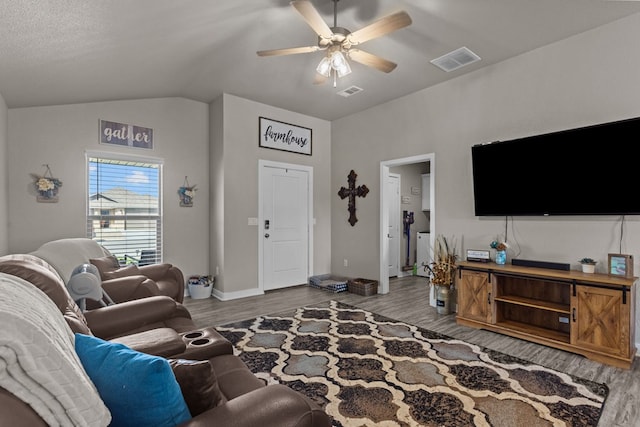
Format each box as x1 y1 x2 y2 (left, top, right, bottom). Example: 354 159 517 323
456 261 637 368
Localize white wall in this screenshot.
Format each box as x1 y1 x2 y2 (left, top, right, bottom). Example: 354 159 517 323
0 93 7 255
211 94 332 298
7 98 210 278
332 14 640 344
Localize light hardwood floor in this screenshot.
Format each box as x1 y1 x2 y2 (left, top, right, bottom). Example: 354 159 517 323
184 276 639 427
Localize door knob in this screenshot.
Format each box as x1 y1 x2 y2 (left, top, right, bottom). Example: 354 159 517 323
265 233 270 238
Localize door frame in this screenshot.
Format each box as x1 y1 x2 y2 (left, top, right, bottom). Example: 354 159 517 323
258 159 314 293
387 173 401 278
379 153 435 294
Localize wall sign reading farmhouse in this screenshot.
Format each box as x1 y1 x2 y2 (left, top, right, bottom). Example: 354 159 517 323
259 117 312 155
100 119 153 149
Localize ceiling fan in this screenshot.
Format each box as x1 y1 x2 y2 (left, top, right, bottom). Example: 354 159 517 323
257 0 412 86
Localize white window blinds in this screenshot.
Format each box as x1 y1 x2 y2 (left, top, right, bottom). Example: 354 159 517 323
87 155 162 266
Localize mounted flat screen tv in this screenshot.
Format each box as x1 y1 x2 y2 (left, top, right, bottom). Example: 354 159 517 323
471 116 640 216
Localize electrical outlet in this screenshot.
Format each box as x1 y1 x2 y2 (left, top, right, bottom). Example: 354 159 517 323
216 266 220 275
344 259 348 267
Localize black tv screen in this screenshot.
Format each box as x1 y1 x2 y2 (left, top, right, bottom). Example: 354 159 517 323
471 116 640 216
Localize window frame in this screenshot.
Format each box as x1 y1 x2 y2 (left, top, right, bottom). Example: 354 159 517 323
86 151 164 265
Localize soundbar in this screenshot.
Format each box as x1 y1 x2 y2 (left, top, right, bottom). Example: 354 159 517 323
511 259 570 271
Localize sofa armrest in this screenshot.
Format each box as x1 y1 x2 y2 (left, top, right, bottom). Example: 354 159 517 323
139 264 185 302
84 296 191 339
178 384 330 427
100 275 160 303
137 263 172 281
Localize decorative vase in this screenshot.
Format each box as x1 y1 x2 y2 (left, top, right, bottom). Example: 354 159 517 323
581 263 595 274
435 285 451 315
495 250 507 265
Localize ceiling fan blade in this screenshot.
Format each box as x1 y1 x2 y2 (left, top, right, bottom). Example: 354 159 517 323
348 49 397 73
257 46 320 57
290 0 333 39
347 11 412 45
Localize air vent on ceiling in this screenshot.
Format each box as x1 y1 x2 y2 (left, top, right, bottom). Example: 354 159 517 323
337 86 363 97
430 47 481 72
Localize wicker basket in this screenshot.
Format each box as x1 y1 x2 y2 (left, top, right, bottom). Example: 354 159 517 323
347 278 378 296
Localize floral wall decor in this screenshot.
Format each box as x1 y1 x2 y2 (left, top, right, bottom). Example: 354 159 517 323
32 164 63 203
178 176 196 207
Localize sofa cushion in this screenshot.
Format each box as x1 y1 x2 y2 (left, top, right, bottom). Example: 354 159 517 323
89 255 121 279
74 333 192 427
0 258 68 309
0 256 92 335
169 359 224 416
31 238 110 283
110 328 186 358
102 264 141 280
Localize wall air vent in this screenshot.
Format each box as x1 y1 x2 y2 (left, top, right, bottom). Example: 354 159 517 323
430 47 481 72
337 86 363 97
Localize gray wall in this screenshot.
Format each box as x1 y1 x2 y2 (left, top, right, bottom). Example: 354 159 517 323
0 93 7 255
210 94 332 298
7 98 210 279
331 14 640 345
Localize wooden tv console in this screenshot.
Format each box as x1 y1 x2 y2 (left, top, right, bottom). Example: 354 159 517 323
456 261 637 369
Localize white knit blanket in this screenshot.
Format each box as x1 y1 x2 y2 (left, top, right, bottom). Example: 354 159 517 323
0 272 111 426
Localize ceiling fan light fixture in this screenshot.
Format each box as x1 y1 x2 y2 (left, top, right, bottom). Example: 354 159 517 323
316 56 332 77
331 51 352 77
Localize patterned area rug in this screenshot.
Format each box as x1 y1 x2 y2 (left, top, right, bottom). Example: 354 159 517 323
218 301 608 427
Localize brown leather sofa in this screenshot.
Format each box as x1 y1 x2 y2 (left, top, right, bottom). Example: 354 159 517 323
0 254 231 358
29 237 185 304
0 255 331 427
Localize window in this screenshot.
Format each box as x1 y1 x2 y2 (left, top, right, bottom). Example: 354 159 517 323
87 154 162 266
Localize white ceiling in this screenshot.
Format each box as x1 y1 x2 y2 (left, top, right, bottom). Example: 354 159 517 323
1 0 640 121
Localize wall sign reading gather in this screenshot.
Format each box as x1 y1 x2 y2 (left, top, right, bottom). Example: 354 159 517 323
100 119 153 149
259 117 312 155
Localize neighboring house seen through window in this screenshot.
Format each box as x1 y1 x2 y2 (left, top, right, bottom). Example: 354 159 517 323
87 155 162 266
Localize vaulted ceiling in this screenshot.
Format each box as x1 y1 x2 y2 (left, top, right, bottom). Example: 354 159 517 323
1 0 640 121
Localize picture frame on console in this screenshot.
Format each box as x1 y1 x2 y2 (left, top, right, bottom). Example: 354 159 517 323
608 253 633 278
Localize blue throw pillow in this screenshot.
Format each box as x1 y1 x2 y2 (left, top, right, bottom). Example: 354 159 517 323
74 333 192 427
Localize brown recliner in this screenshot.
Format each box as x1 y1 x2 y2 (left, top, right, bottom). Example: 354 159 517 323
29 237 185 304
0 257 332 427
89 253 185 304
0 254 231 359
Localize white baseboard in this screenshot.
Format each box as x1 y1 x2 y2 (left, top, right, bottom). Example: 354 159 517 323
211 287 264 301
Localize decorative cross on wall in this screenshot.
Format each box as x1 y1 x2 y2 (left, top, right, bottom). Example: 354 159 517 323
338 170 369 226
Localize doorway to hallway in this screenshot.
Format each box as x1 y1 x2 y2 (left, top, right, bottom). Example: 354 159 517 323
379 153 435 298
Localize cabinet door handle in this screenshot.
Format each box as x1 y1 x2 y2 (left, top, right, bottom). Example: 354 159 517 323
572 308 576 322
487 292 491 306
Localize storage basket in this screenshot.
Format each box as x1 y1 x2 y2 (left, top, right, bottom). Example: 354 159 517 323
347 278 378 296
188 275 214 299
308 274 349 293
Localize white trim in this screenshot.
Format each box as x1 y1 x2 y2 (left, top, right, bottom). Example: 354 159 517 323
388 173 401 278
380 153 435 295
211 287 264 301
85 151 164 263
85 149 165 164
258 160 314 293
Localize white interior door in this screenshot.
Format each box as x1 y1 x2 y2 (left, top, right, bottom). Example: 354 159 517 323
260 162 310 291
387 173 400 277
